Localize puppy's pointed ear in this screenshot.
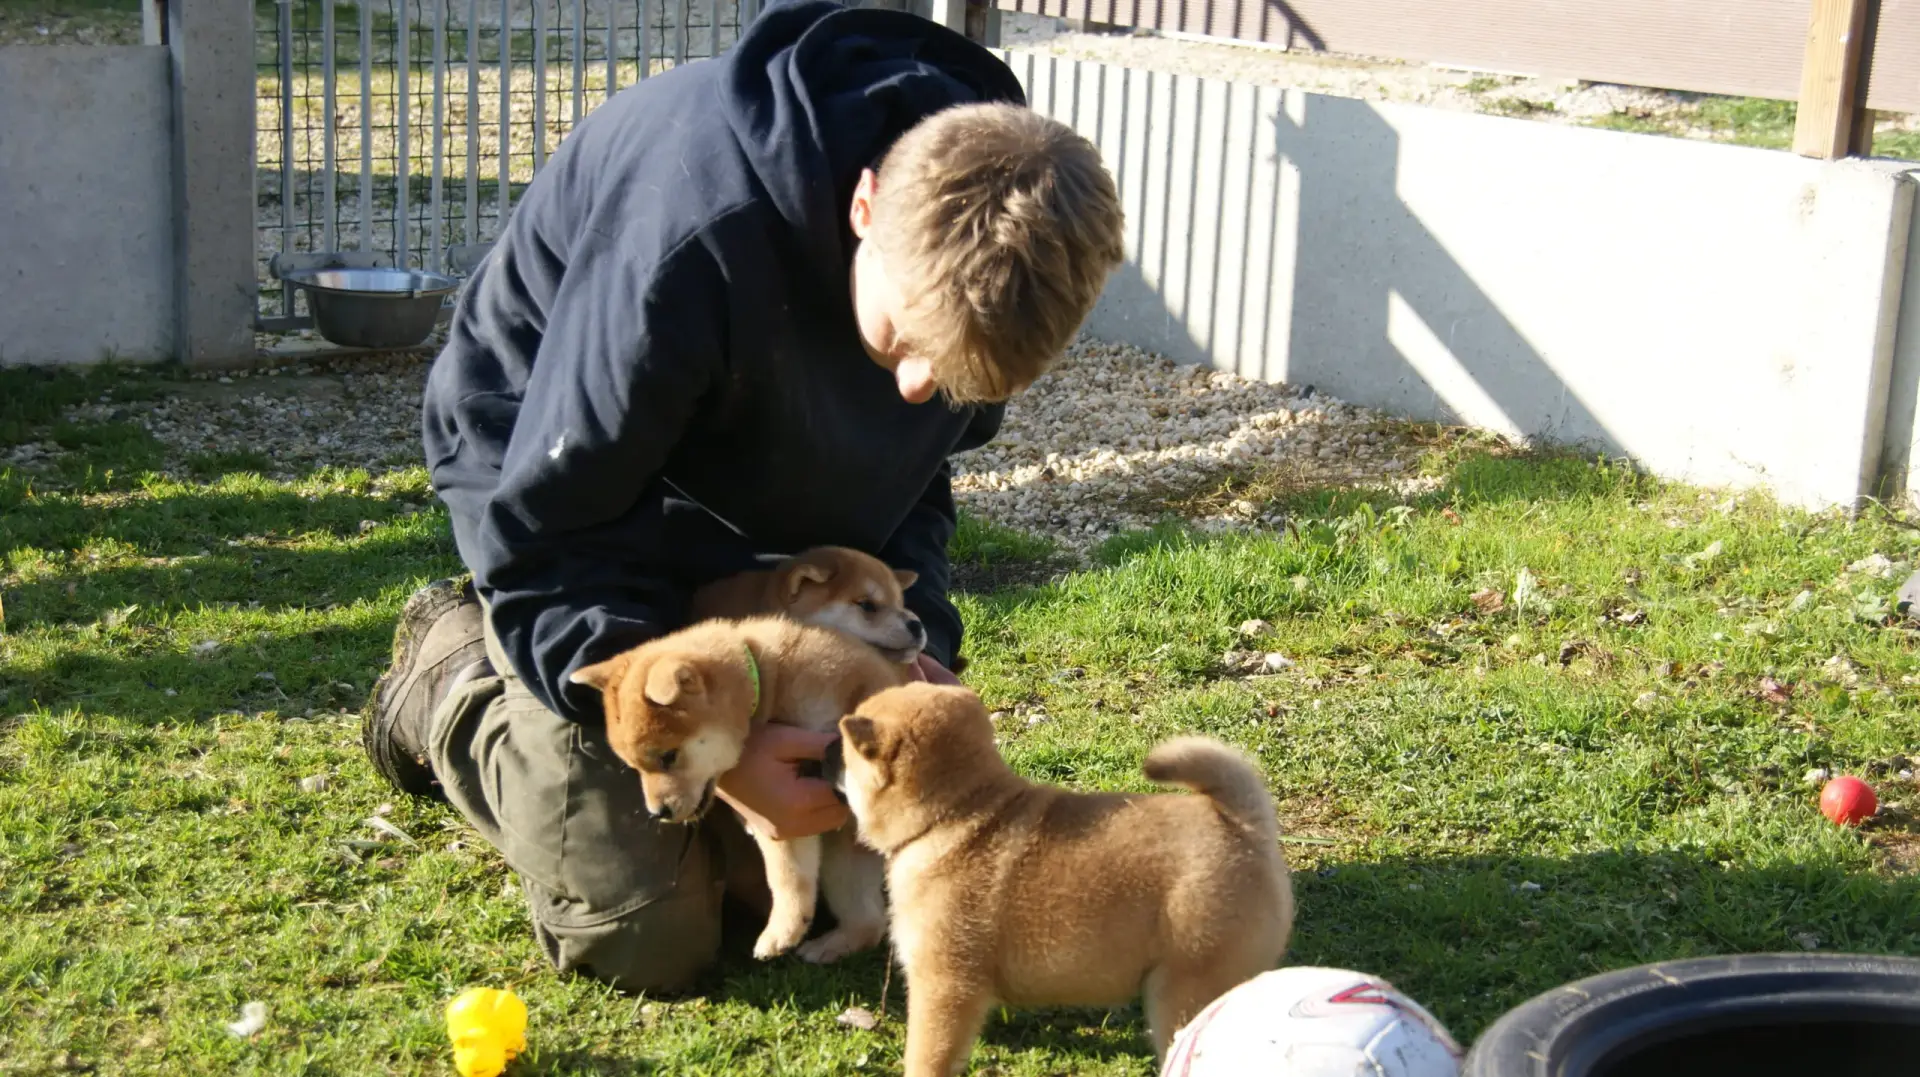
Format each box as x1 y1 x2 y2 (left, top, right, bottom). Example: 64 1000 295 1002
892 569 919 591
570 653 629 690
841 715 881 759
643 658 702 707
785 561 833 598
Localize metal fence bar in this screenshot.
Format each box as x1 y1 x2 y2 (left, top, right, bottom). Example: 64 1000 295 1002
278 0 294 310
499 0 511 220
573 0 586 123
534 0 548 169
605 0 618 94
465 0 478 246
399 0 412 267
256 0 767 326
359 0 373 250
323 0 338 253
431 0 447 270
638 0 651 79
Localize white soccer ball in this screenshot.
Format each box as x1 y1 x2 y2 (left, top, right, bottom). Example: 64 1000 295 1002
1162 966 1465 1077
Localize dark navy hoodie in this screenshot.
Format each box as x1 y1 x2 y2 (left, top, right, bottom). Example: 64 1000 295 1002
421 0 1025 724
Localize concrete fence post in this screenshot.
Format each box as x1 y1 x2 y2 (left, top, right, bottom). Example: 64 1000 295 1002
167 0 257 367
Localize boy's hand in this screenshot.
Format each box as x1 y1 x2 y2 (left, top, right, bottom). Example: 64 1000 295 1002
715 724 849 840
911 654 962 686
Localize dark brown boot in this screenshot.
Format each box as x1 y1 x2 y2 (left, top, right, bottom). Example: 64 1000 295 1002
361 576 491 801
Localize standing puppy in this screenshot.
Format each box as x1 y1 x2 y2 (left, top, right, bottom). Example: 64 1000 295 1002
834 683 1294 1076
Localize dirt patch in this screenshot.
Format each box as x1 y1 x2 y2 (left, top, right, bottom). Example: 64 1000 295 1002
1869 830 1920 875
951 556 1077 595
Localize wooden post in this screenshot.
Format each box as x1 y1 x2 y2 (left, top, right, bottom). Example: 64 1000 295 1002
1792 0 1872 159
964 0 992 44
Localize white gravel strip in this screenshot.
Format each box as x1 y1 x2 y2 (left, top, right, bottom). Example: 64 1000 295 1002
952 339 1432 551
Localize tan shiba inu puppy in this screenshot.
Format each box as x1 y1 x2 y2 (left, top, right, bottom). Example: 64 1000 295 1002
691 546 926 665
833 683 1294 1076
570 615 908 963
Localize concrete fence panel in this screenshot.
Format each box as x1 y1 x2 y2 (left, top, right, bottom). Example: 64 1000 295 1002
1003 50 1919 510
1881 169 1920 501
0 46 177 367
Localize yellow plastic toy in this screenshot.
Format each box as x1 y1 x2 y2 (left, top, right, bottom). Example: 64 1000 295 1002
445 987 527 1077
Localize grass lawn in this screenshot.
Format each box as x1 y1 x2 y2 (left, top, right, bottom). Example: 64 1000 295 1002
5 364 1920 1075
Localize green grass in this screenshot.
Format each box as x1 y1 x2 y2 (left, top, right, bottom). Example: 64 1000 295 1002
1587 95 1920 161
1483 96 1557 118
6 366 1920 1074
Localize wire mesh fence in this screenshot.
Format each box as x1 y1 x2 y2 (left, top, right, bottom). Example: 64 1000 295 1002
252 0 758 330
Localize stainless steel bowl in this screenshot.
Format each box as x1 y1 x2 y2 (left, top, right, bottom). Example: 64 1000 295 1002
280 266 462 350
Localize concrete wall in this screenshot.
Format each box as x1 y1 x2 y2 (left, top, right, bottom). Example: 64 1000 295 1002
1000 49 1920 510
0 47 178 366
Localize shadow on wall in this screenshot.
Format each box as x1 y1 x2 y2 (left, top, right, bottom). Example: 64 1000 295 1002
1272 94 1620 454
1074 71 1627 457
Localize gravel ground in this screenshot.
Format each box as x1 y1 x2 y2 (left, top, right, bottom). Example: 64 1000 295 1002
39 338 1432 556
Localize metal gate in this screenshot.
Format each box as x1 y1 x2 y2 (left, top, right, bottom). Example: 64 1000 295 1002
252 0 761 334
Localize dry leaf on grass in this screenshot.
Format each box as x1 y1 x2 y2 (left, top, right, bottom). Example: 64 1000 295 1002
1758 677 1793 705
836 1007 879 1032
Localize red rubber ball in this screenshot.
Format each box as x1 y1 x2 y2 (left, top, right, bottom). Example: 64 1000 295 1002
1819 776 1878 827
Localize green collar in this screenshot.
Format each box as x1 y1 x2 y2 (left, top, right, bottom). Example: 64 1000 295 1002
743 643 761 718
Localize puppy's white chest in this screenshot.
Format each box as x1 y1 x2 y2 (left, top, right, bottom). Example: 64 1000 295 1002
786 696 847 734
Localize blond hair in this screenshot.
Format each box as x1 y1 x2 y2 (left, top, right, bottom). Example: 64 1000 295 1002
871 102 1126 405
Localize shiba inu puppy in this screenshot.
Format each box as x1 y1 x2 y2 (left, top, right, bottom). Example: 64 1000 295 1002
571 615 909 963
691 546 926 665
833 683 1294 1076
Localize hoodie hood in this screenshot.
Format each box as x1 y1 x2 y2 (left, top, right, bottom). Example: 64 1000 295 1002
719 0 1026 286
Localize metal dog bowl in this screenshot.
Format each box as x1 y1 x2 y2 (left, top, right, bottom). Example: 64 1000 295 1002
280 266 461 350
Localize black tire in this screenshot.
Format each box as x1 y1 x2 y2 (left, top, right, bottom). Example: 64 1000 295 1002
1464 952 1920 1077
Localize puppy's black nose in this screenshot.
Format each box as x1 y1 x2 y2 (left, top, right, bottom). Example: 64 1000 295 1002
650 803 674 822
907 616 926 643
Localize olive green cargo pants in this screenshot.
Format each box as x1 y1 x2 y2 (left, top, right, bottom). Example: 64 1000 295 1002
425 609 766 993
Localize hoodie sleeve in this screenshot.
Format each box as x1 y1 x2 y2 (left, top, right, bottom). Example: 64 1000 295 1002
471 228 728 723
878 402 1002 670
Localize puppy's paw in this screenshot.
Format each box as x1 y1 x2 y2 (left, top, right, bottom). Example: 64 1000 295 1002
795 923 885 965
753 917 811 960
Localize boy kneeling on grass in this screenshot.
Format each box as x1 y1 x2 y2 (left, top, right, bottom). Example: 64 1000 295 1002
360 0 1125 992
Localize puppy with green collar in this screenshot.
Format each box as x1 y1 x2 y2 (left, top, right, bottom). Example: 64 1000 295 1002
572 615 908 963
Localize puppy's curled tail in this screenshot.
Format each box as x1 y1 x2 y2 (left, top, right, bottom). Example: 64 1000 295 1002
1143 736 1278 841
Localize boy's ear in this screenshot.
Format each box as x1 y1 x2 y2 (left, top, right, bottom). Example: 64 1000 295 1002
848 168 878 238
643 659 703 708
841 715 881 759
892 569 919 591
570 653 629 690
785 561 833 598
